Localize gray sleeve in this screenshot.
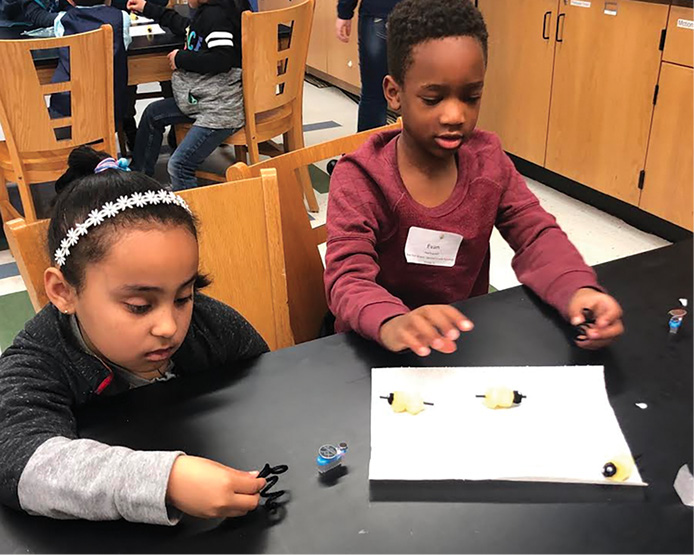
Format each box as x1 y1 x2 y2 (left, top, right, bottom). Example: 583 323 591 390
17 436 185 525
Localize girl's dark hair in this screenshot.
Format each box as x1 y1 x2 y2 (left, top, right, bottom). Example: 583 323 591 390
49 146 207 291
387 0 488 85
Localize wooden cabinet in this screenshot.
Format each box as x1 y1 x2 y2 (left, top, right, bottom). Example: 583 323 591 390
477 0 559 166
545 0 668 206
640 62 693 231
306 0 361 91
306 0 329 72
326 26 361 89
663 6 694 68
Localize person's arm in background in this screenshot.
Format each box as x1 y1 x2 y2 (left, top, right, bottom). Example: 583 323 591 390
127 0 190 35
22 0 60 28
335 0 358 42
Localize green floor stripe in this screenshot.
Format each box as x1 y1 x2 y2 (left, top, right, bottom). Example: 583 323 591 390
0 290 34 351
308 164 331 194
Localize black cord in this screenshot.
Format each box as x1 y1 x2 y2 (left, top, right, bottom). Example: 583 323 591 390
257 463 289 511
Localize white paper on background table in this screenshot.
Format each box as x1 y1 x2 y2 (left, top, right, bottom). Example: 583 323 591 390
130 14 155 25
369 366 646 486
130 24 166 37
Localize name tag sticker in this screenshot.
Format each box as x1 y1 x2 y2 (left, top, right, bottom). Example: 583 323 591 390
677 18 694 30
404 226 463 268
571 0 591 7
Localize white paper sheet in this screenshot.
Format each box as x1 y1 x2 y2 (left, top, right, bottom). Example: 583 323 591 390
130 24 166 37
130 14 155 25
369 366 645 486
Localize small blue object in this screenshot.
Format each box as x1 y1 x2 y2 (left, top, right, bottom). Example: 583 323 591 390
116 158 131 171
316 442 348 474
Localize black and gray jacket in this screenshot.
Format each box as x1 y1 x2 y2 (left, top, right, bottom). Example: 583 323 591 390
0 294 268 524
142 0 250 129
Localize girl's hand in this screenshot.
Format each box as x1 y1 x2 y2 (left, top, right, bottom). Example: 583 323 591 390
126 0 145 13
379 305 474 356
166 455 266 519
167 49 179 70
568 288 624 350
335 18 352 42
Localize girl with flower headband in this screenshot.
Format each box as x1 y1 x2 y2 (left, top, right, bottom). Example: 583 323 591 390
0 146 268 524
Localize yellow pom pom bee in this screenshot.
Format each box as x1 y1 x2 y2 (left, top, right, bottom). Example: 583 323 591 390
476 387 526 409
602 454 635 482
380 391 433 415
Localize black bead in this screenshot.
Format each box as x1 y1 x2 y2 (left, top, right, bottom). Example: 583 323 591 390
603 462 617 477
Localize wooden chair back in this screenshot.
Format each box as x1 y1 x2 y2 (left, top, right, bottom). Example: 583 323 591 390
3 218 51 311
226 120 402 343
241 0 313 117
178 169 293 351
4 170 293 351
0 26 117 222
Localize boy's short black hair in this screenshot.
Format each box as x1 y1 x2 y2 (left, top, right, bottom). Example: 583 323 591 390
387 0 488 85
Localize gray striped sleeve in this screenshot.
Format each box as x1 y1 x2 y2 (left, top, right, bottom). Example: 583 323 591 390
17 436 184 525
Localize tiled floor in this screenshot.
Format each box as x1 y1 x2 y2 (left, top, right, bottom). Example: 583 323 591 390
0 79 670 350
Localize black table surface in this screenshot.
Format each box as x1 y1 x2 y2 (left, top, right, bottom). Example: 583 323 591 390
0 240 691 553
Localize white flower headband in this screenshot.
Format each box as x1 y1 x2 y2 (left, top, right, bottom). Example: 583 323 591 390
54 189 192 268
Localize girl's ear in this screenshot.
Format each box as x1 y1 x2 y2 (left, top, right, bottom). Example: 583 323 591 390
383 75 402 112
44 267 78 315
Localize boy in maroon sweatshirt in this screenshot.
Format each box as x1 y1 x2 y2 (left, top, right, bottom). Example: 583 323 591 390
324 0 624 356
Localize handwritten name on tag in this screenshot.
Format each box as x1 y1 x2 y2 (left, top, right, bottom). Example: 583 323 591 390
404 227 463 267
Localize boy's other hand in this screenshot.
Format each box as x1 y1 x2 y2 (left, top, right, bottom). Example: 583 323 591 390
568 288 624 350
335 18 352 42
167 49 179 70
126 0 145 13
166 455 266 519
379 305 474 356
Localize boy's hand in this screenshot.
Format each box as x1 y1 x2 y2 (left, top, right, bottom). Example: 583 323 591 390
379 305 474 356
126 0 145 13
166 455 266 519
335 18 352 42
568 288 624 350
168 49 178 70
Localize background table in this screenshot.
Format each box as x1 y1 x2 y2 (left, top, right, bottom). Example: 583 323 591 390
0 11 183 86
0 240 691 553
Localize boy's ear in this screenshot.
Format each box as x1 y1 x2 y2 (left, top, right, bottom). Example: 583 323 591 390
383 75 402 112
44 267 78 315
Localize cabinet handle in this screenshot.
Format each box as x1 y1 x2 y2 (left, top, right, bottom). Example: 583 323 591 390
555 13 566 43
542 11 551 40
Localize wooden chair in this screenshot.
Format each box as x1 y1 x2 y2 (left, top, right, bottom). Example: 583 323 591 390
0 26 117 225
3 169 293 351
178 169 293 350
176 0 319 212
226 120 402 344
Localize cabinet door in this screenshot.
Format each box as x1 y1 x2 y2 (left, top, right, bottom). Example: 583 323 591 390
326 24 361 89
640 63 693 231
663 6 694 68
477 0 559 166
306 0 329 72
545 0 668 206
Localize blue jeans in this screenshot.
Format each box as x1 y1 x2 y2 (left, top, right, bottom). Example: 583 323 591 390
357 15 389 132
130 97 234 191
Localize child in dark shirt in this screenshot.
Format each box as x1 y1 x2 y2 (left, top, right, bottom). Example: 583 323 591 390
0 147 268 524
